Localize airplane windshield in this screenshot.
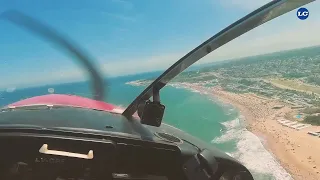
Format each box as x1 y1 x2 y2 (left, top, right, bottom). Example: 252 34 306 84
0 0 320 180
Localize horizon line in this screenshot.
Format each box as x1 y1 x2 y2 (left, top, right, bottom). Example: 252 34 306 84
1 44 319 91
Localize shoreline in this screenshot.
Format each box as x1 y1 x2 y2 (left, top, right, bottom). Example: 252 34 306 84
208 87 320 180
170 82 320 180
129 81 320 179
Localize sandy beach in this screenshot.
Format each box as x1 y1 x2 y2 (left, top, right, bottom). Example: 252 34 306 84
209 87 320 180
174 82 320 180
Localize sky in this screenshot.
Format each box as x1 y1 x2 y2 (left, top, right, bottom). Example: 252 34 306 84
0 0 319 89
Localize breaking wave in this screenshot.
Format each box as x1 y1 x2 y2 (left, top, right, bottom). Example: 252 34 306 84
212 116 292 180
126 79 292 180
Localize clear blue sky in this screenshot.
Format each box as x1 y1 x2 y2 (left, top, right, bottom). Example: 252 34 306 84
0 0 319 88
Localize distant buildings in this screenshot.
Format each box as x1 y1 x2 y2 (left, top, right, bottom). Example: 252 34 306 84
173 47 320 109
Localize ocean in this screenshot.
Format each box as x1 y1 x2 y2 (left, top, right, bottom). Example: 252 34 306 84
0 72 290 180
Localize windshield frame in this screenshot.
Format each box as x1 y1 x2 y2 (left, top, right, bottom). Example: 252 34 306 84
122 0 315 118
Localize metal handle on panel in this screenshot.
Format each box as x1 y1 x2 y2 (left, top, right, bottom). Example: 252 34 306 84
39 144 94 159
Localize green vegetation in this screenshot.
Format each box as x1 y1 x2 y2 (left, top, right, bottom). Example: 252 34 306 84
283 72 307 79
307 76 320 86
302 108 320 114
269 79 320 94
238 79 255 86
304 115 320 125
173 45 320 108
141 46 320 109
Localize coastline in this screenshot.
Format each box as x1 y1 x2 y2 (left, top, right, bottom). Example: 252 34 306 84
209 87 320 180
171 82 320 180
129 80 320 179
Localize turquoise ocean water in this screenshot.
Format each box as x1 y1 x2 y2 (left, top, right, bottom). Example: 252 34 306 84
0 72 289 180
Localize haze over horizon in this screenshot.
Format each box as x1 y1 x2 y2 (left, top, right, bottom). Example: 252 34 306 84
1 0 319 89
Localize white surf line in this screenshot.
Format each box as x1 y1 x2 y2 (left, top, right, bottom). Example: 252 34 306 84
208 101 293 180
168 83 293 180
